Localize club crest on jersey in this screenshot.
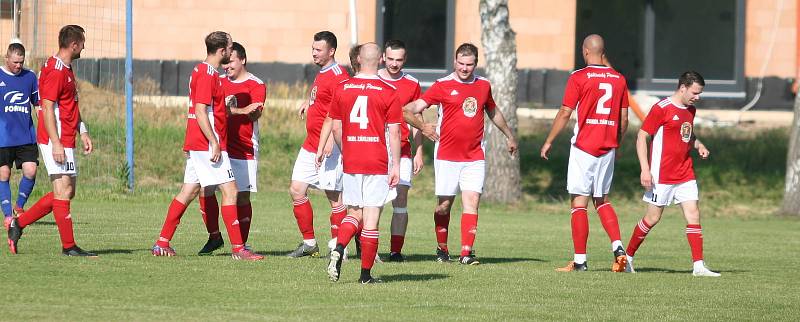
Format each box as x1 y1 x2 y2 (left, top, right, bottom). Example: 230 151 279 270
680 122 692 143
309 86 318 104
462 97 478 117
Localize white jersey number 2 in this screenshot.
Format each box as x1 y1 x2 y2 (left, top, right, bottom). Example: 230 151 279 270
350 95 369 129
596 83 612 115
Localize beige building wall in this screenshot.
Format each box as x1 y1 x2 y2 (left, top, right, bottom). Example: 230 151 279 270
745 0 796 78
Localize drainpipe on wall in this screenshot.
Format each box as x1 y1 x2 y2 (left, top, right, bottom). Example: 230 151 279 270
794 0 799 94
349 0 358 47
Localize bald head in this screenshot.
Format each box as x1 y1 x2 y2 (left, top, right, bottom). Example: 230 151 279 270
357 42 381 73
581 34 605 65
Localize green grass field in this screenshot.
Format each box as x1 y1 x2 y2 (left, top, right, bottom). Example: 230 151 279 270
1 88 798 320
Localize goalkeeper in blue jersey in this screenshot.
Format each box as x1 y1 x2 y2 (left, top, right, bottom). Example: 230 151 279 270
0 42 39 231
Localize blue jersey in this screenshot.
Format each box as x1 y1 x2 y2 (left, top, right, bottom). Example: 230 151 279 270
0 67 38 147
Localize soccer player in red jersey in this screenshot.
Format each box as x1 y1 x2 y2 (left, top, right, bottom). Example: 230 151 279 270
151 31 263 261
288 31 350 258
197 42 266 255
318 42 402 283
7 25 96 256
624 71 720 277
541 34 630 272
377 39 424 262
403 43 518 265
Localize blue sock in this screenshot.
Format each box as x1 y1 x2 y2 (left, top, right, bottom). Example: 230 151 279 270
16 176 35 210
0 180 11 218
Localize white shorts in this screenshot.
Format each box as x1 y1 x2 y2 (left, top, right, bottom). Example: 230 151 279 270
398 157 413 187
643 180 699 207
39 143 77 176
230 158 257 192
183 150 235 187
434 159 485 196
567 145 615 197
290 146 343 191
342 173 396 207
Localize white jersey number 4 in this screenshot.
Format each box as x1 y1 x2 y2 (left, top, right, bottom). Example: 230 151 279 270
596 83 612 115
350 95 369 129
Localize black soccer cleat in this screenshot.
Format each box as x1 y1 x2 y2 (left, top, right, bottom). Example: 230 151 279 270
435 247 451 262
197 237 224 256
359 268 383 284
556 261 588 272
459 251 480 266
387 252 405 262
7 217 23 254
327 246 345 282
62 246 98 257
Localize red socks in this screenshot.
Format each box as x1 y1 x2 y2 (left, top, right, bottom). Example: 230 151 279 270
626 219 654 257
220 205 244 252
238 203 253 244
686 224 704 262
292 197 315 240
337 215 360 247
157 199 188 247
330 204 346 239
390 235 405 254
596 203 622 242
199 195 220 237
434 212 450 251
571 207 589 255
52 199 76 249
18 192 54 228
460 213 478 256
360 229 379 269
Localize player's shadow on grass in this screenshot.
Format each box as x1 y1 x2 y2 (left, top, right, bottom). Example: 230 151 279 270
636 267 749 274
400 254 545 264
92 248 149 255
380 273 449 282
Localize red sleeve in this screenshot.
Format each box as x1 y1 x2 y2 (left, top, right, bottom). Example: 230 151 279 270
421 82 442 106
386 91 402 124
252 82 267 111
561 75 580 109
328 87 342 120
485 86 497 111
39 70 64 102
640 104 665 135
411 83 421 101
195 73 213 106
621 82 630 109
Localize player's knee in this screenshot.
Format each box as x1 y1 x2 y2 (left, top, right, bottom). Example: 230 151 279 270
288 184 306 200
0 166 10 180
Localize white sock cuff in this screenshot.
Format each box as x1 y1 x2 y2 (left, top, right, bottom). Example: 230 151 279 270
393 207 408 214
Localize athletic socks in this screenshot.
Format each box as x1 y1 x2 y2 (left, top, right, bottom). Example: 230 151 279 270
0 180 11 217
390 208 408 253
336 215 360 248
571 207 589 263
220 205 244 252
460 213 478 256
52 199 76 249
16 176 35 210
18 192 54 228
434 212 450 251
292 197 315 240
360 229 379 270
330 204 346 239
156 199 188 248
596 203 622 243
390 235 405 254
627 218 654 257
686 224 704 262
199 195 220 237
238 203 253 244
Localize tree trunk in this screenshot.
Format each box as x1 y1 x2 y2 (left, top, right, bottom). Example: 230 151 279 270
781 92 800 216
479 0 521 203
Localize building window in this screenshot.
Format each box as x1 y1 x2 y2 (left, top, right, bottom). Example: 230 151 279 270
376 0 454 73
0 0 15 20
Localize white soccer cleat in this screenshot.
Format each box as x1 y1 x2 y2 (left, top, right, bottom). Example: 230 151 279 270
625 255 636 273
692 264 721 277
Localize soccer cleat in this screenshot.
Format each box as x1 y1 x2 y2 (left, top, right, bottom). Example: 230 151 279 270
197 237 224 256
459 251 480 265
13 207 24 217
287 242 320 258
7 217 22 254
625 255 636 273
387 252 405 262
555 261 588 272
151 245 176 257
231 248 264 261
435 247 451 263
327 249 344 282
612 246 628 272
3 216 11 231
692 266 721 277
359 276 383 284
62 246 98 257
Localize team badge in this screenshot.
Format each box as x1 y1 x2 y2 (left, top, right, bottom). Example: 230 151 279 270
309 86 318 104
680 122 692 143
462 97 478 117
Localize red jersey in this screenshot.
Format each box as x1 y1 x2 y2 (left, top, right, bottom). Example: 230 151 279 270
37 56 80 148
184 62 227 152
328 75 402 175
222 73 267 160
302 63 350 153
641 98 697 185
562 65 629 157
379 72 421 158
421 73 496 162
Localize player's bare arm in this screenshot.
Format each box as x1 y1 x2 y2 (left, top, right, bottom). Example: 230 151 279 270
78 116 93 155
247 104 263 122
540 106 574 160
636 129 653 189
41 98 64 164
693 137 710 159
193 102 221 162
486 107 518 156
388 123 402 188
411 126 424 174
297 100 309 119
331 119 343 150
315 116 334 167
402 98 438 141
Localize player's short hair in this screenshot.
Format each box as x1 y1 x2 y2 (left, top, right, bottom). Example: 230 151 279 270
205 31 230 55
349 44 361 73
314 31 338 51
384 39 406 51
58 25 85 49
231 42 246 64
7 42 25 57
455 43 479 62
678 71 705 89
